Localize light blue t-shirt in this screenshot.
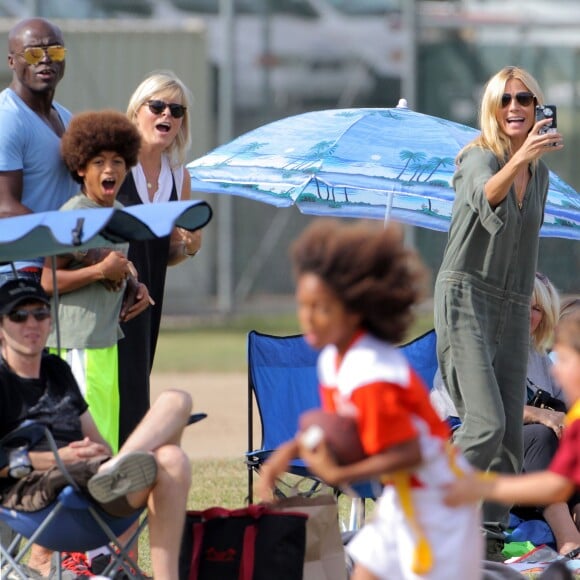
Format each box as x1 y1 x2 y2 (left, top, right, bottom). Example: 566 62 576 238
0 88 78 272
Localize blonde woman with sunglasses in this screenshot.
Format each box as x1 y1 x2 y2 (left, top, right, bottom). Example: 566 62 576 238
116 71 203 450
434 66 564 561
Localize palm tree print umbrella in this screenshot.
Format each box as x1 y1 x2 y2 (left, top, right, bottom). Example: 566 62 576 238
188 103 580 240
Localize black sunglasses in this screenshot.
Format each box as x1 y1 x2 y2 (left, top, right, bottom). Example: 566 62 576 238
501 92 535 108
7 307 51 323
146 100 186 119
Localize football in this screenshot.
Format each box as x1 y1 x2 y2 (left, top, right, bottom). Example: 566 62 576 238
298 409 366 465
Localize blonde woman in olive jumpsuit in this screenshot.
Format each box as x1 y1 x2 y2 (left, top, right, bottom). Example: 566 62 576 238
434 66 564 560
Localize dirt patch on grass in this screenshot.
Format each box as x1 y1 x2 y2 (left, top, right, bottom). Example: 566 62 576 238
151 372 259 460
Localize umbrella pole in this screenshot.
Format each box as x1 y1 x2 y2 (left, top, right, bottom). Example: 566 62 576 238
50 258 61 355
384 190 394 228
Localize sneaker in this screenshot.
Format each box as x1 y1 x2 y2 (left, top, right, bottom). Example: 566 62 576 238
87 452 157 505
89 553 111 576
53 552 93 578
485 538 506 563
90 552 149 579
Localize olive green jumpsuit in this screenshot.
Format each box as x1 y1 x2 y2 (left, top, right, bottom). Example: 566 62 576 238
434 146 549 541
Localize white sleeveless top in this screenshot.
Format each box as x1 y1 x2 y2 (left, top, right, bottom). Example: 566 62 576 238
130 154 184 204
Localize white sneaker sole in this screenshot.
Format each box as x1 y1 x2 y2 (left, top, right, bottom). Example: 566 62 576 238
87 451 157 504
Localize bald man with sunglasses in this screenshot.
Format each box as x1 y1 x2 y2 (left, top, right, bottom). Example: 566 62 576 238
0 18 77 285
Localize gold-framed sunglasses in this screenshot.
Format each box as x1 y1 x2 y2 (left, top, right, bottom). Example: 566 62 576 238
15 45 67 65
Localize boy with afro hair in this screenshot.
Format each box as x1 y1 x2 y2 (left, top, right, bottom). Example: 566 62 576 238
40 110 151 452
38 110 154 574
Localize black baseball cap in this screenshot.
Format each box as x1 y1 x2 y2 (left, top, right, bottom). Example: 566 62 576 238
0 279 50 315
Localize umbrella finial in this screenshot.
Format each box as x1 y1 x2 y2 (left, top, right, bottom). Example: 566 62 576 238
396 98 408 109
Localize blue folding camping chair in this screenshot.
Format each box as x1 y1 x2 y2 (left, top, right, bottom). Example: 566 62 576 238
246 332 322 503
246 329 438 530
0 420 147 580
0 414 207 579
399 328 438 392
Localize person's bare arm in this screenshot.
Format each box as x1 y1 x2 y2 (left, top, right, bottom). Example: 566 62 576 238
484 119 563 207
523 405 565 438
79 410 111 452
255 439 300 502
41 251 129 295
180 166 191 201
0 170 29 217
445 469 574 507
167 227 202 266
167 167 203 265
25 411 111 472
300 437 422 487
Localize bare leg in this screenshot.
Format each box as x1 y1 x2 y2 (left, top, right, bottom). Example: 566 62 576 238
543 503 580 555
94 389 193 578
118 389 192 454
147 445 191 580
26 544 52 577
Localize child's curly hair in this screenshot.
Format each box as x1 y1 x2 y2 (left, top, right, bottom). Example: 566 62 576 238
291 219 428 343
61 110 141 184
555 309 580 357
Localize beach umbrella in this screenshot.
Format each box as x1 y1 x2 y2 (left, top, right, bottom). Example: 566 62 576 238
188 101 580 240
0 199 213 351
0 200 213 262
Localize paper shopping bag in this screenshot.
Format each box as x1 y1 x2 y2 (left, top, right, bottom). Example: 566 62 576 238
276 495 347 580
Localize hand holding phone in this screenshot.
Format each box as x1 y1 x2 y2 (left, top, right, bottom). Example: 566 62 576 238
535 104 557 135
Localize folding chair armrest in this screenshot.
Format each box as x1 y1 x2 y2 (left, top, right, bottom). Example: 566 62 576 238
0 420 46 451
187 412 207 425
245 449 273 463
0 420 46 470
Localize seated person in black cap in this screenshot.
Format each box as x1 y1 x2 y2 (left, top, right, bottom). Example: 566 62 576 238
0 278 193 579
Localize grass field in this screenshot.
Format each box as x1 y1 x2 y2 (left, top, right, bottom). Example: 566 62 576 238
136 311 435 574
154 310 435 373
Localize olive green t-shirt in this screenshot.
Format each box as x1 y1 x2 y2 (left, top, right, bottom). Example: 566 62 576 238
46 194 128 349
438 147 549 297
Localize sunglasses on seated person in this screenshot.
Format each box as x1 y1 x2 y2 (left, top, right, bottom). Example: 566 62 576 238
5 308 51 323
14 45 67 66
146 100 186 119
501 92 535 108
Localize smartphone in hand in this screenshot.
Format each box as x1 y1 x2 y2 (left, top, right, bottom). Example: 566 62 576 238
535 104 557 134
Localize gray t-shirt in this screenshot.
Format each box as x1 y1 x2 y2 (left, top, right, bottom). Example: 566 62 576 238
526 346 564 402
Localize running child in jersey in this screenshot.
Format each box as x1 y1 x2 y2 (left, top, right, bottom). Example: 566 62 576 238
256 219 483 580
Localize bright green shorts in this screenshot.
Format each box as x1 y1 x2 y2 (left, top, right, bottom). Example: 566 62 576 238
50 345 120 453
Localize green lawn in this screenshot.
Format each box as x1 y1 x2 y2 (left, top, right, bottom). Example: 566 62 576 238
154 311 434 373
139 311 435 574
